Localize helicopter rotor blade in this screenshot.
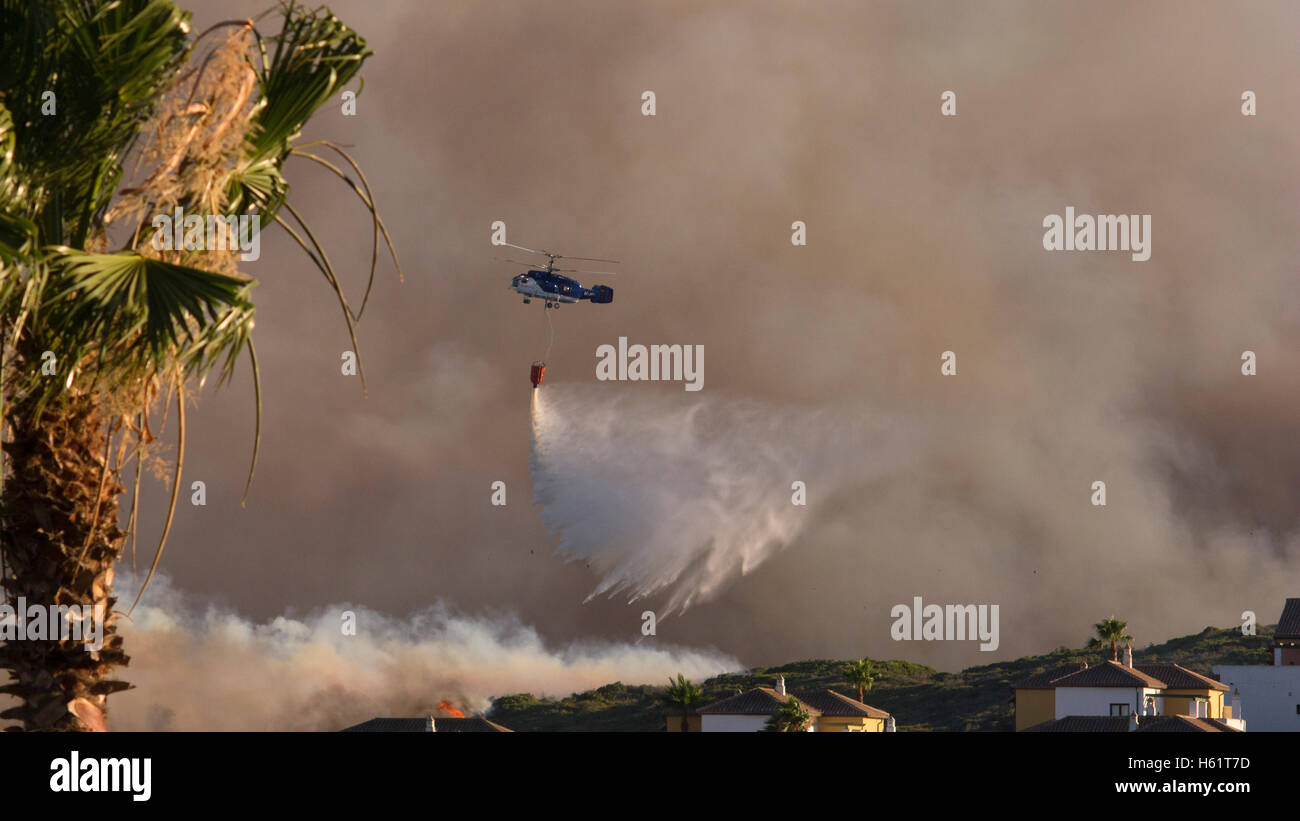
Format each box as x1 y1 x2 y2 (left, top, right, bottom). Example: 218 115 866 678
553 267 620 276
497 241 546 256
556 254 620 264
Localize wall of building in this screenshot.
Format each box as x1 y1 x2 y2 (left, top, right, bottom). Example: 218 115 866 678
701 714 777 732
1054 687 1162 718
1214 665 1300 732
1160 689 1223 719
1015 689 1055 731
664 714 701 732
817 716 885 732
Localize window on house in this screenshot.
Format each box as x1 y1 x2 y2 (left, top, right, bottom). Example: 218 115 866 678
1109 703 1130 716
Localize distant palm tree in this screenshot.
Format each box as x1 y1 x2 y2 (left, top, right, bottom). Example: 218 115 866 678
1091 616 1134 661
843 658 875 703
0 0 398 731
660 673 703 732
764 696 812 732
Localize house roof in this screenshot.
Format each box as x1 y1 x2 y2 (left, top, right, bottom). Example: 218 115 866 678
1134 716 1242 733
1023 715 1242 733
1023 716 1130 733
1134 663 1229 692
1276 598 1300 640
1049 660 1166 689
696 688 821 717
340 716 512 732
796 689 891 718
432 717 513 732
1016 663 1088 689
342 717 433 732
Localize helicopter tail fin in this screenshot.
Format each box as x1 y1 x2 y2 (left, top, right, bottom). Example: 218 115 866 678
589 285 613 304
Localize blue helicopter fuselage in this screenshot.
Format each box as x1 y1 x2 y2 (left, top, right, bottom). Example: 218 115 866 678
511 270 612 304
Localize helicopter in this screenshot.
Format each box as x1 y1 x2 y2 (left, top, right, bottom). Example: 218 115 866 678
496 242 618 309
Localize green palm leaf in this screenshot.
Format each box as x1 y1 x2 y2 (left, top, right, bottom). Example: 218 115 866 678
228 1 371 221
44 248 255 382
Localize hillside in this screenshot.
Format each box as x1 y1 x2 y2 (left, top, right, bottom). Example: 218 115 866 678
487 624 1275 731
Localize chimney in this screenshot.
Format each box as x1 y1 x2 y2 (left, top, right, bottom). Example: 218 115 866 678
775 675 786 696
1123 646 1133 667
1128 712 1138 732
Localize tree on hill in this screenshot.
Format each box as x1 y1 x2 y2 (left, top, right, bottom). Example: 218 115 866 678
1089 615 1134 661
764 696 812 732
660 673 703 732
843 658 875 703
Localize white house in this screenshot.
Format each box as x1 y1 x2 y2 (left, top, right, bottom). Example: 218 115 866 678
1214 598 1300 732
694 675 895 732
697 676 817 732
1050 658 1166 719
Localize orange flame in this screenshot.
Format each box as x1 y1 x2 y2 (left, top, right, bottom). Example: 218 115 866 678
437 699 465 718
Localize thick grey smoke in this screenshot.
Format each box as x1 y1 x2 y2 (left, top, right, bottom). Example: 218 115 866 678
33 575 736 732
133 0 1300 675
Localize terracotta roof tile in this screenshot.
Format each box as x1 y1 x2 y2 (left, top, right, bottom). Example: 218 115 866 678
1134 663 1228 691
433 717 513 732
697 687 821 716
1134 716 1241 733
796 690 891 718
1050 660 1166 689
1023 715 1242 732
341 717 433 732
1023 716 1130 732
1276 598 1300 639
339 716 512 732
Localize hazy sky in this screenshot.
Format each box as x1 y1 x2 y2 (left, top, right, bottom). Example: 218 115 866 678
136 0 1300 685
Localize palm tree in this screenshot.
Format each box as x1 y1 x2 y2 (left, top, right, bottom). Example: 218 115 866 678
764 696 812 732
843 658 875 703
0 0 398 731
1090 615 1134 661
660 673 704 732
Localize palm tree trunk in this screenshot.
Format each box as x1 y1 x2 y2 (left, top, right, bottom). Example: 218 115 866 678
0 392 130 731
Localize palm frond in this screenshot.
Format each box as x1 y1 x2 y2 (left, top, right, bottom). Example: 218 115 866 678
228 1 371 223
17 249 256 414
127 372 185 616
1 0 192 246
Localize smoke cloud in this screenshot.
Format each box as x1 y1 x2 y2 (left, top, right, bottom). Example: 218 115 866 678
11 575 737 732
86 0 1300 676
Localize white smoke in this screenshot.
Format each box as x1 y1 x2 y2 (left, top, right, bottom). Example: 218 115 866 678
0 574 738 731
529 384 917 614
